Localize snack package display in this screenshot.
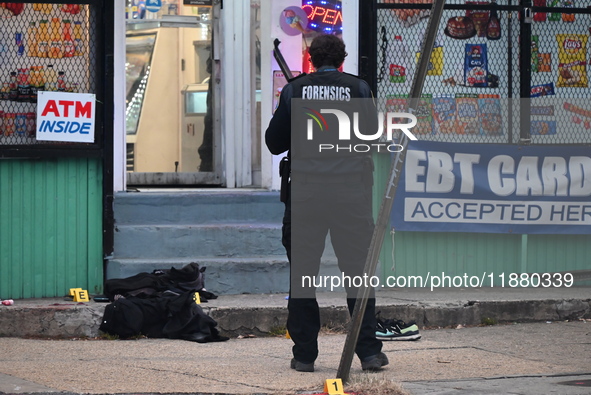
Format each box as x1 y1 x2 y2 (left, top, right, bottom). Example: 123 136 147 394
563 101 591 118
466 1 490 38
532 35 539 72
432 94 457 134
548 0 562 21
556 34 588 88
531 82 555 97
384 94 408 139
384 94 432 136
387 36 409 83
465 44 488 87
386 0 431 28
533 0 547 22
561 0 575 23
538 53 551 72
414 94 433 135
531 120 557 135
478 94 502 136
456 93 480 134
444 16 476 39
486 3 501 40
531 105 555 116
415 46 444 76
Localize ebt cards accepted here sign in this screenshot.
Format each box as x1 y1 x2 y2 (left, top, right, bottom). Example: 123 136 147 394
36 91 96 143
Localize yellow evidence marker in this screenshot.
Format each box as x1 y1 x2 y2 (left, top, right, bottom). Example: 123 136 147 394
69 288 89 302
323 378 345 395
193 291 201 304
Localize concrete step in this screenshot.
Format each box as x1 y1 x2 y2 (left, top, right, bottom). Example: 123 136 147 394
106 255 342 295
110 189 336 294
113 222 285 259
114 190 284 225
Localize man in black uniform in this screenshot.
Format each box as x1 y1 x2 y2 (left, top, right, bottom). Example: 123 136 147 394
265 34 387 372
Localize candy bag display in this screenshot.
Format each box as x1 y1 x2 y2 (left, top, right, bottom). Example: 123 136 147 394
548 0 561 21
432 94 457 134
561 0 575 23
456 93 480 134
533 0 547 22
415 46 444 76
465 44 488 87
531 82 555 97
538 53 551 72
478 94 502 136
556 34 588 88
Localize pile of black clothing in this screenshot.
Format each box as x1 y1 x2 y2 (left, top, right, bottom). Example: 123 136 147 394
104 262 217 302
99 263 228 343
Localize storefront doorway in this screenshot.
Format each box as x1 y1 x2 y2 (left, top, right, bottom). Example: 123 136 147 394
124 3 221 185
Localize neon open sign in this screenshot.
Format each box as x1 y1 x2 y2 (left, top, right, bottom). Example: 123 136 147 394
302 0 343 33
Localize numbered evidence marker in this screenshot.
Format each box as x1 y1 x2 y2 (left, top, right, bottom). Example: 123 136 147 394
324 378 345 395
69 288 90 302
192 291 201 304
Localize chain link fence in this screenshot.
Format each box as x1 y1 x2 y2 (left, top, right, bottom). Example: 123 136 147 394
0 1 99 150
374 0 591 145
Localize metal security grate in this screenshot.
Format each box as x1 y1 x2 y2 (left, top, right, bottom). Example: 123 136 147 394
373 0 591 145
0 1 99 150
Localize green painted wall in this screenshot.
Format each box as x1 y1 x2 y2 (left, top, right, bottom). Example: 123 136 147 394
372 153 591 286
0 158 103 299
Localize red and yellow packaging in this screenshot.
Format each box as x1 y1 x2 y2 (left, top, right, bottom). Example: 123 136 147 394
556 34 588 88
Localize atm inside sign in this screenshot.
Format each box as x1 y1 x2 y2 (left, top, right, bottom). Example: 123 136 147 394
36 91 96 143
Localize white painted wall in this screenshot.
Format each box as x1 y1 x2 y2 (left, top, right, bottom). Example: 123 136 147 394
260 0 301 191
260 0 359 190
342 0 359 75
220 1 252 188
113 0 127 192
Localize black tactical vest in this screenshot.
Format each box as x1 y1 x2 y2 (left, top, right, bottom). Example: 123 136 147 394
287 69 375 177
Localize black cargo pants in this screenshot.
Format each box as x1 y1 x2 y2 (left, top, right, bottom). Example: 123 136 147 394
282 174 383 364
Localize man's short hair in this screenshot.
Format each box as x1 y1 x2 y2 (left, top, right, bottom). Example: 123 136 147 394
309 34 347 69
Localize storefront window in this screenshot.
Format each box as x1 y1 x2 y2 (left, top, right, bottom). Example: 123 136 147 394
125 33 156 136
0 2 99 154
251 0 261 180
124 4 215 181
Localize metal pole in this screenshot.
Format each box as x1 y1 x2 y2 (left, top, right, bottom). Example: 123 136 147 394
519 0 532 144
336 0 447 383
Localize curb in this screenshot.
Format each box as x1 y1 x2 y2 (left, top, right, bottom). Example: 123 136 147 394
1 297 589 338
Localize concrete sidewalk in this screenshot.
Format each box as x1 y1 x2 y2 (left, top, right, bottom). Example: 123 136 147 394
0 287 590 394
0 321 590 394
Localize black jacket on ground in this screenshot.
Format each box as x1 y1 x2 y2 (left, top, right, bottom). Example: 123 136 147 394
104 262 215 301
99 291 228 343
